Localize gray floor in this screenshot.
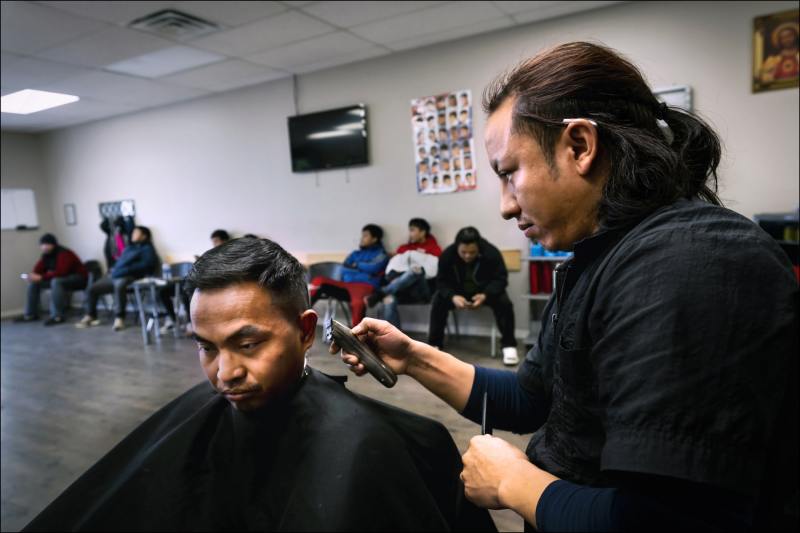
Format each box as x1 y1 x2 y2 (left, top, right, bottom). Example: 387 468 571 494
1 315 530 532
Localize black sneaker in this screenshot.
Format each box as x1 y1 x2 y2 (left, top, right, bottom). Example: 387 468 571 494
365 290 385 308
43 316 65 326
13 315 38 323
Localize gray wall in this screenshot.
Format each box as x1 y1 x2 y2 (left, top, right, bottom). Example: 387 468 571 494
3 1 798 332
1 132 56 316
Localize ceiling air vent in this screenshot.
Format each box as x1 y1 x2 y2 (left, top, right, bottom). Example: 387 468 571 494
128 9 221 40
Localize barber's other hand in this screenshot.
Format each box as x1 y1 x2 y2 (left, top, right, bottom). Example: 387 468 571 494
329 317 414 376
461 435 530 509
470 293 487 309
28 272 42 283
452 295 469 309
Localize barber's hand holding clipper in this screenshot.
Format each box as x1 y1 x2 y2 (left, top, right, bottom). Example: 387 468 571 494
329 317 557 519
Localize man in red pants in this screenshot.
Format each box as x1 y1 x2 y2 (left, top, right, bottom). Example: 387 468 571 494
309 224 388 326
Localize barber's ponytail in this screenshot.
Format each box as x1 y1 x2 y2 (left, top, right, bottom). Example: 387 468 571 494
663 107 722 206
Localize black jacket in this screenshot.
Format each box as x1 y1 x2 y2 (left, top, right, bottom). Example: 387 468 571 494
24 368 496 532
436 238 508 299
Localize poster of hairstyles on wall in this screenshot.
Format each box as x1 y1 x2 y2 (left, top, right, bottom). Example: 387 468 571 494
753 9 799 92
410 89 476 195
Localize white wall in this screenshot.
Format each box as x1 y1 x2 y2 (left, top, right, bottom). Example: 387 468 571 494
1 132 56 316
26 0 800 335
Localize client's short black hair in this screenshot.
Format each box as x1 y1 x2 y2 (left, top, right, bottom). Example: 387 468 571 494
455 226 481 246
408 218 430 236
185 237 308 320
362 224 383 241
210 229 230 242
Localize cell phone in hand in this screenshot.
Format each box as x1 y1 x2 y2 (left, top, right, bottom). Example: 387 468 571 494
324 317 397 388
20 273 29 280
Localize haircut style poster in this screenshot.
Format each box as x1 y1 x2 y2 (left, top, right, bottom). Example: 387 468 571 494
411 90 476 195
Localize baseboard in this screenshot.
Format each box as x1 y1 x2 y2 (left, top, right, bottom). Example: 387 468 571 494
1 308 24 319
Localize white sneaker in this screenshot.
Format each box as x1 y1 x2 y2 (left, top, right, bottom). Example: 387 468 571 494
502 347 519 366
112 318 125 331
160 318 175 335
75 315 101 328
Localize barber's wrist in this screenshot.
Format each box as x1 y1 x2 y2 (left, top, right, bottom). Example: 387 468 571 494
498 460 558 526
405 339 433 379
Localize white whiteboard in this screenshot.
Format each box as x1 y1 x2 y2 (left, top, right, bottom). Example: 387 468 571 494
1 188 39 230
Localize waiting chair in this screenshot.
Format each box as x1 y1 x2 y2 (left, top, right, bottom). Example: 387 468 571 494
448 308 499 358
168 261 194 337
307 262 351 325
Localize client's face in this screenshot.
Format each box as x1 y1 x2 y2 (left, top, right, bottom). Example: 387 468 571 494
190 282 316 412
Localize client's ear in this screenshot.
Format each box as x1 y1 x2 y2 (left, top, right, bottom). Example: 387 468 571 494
298 310 318 350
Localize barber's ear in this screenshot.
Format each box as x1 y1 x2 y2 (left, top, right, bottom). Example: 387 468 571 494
298 310 318 349
563 120 598 176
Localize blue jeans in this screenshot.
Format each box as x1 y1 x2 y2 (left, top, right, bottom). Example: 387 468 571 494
25 274 87 318
381 270 430 327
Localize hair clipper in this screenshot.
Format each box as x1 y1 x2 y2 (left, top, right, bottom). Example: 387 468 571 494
324 317 397 388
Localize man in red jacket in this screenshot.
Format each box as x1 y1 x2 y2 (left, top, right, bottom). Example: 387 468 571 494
366 218 442 328
19 233 88 325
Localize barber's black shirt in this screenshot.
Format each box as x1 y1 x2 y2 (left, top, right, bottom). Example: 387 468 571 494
516 199 797 528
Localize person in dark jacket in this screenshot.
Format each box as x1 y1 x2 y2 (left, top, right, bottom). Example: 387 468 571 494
428 227 518 365
77 226 159 331
340 224 389 288
309 224 388 327
18 233 88 326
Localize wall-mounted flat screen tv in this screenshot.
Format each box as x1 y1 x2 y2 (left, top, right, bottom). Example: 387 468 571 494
288 104 368 172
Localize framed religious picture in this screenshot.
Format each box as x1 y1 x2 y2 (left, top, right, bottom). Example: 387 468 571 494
753 9 799 93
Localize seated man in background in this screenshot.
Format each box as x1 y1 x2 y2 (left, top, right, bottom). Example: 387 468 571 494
367 218 441 329
210 228 230 247
24 237 495 532
429 227 519 365
17 233 88 326
310 224 388 326
76 226 159 331
162 228 231 335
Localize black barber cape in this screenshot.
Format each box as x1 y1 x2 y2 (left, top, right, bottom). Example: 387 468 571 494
25 368 496 532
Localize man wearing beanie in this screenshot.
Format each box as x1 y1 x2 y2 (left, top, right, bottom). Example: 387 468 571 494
18 234 88 325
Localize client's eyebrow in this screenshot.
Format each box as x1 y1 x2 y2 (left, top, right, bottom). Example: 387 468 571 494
225 325 269 344
192 325 270 346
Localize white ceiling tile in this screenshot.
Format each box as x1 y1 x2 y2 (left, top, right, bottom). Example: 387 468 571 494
161 59 288 91
492 1 563 15
299 1 444 29
189 10 335 56
1 111 53 131
105 45 226 78
246 32 376 69
512 1 621 24
42 70 209 106
386 16 513 51
1 54 95 89
34 26 177 68
349 1 507 44
287 45 389 74
1 1 107 54
1 51 26 70
36 1 179 25
1 94 136 131
25 96 136 121
174 1 287 27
